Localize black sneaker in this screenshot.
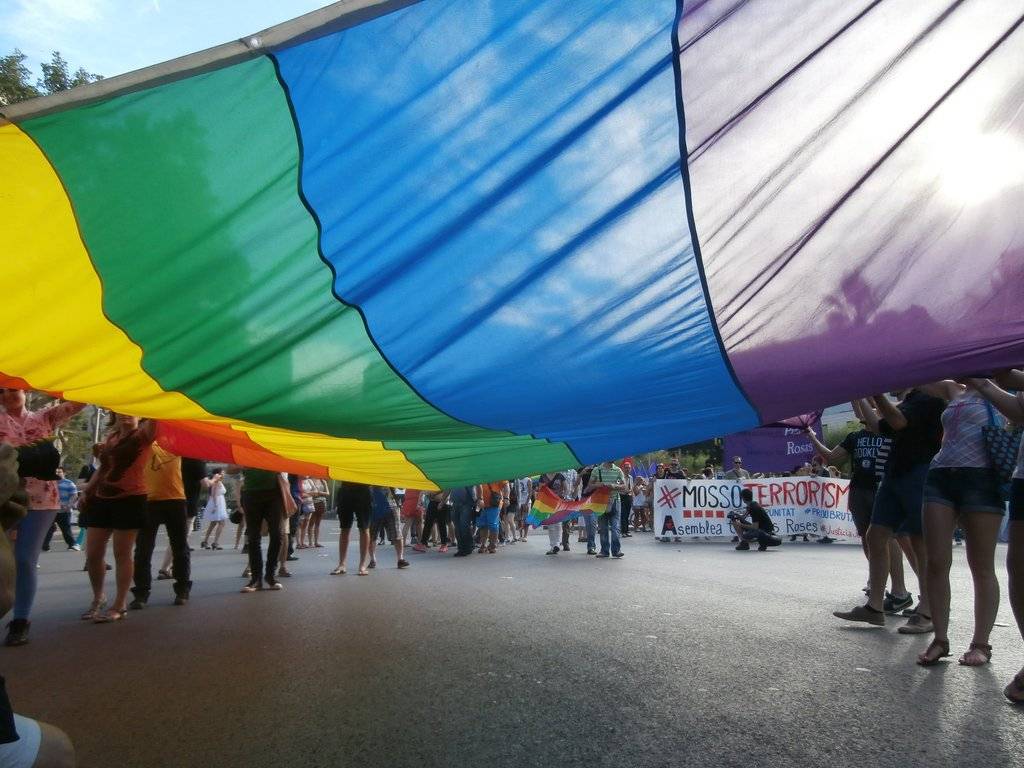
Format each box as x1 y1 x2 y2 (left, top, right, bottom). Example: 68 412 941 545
735 542 750 551
128 598 147 610
883 591 913 615
173 594 189 606
4 619 29 647
586 548 597 555
612 552 624 559
818 536 835 544
757 544 768 551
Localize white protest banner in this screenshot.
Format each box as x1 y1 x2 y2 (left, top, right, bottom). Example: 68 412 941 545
653 477 855 541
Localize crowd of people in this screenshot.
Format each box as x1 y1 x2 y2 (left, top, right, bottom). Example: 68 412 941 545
1 370 1023 764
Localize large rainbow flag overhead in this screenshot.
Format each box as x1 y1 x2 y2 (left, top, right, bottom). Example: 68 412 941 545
2 1 1022 489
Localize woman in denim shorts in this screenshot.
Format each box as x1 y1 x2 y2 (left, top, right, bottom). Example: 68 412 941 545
917 381 1006 667
969 372 1024 703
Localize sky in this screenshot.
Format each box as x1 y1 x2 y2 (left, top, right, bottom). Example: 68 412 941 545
0 0 331 80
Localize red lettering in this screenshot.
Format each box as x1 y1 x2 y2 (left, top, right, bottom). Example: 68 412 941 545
783 481 798 506
795 482 809 506
807 482 820 508
770 482 783 507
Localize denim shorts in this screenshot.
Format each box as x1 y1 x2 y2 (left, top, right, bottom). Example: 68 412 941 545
1010 478 1024 522
923 466 1004 514
871 463 928 536
476 507 501 532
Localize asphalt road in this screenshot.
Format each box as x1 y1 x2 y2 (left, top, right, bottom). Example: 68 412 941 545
3 529 1021 768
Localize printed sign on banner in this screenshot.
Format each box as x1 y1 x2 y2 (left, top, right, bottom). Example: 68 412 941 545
653 478 855 541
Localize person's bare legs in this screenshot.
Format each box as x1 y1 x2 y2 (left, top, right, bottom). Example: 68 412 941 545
865 524 893 611
394 535 405 565
297 516 309 548
888 539 907 595
211 520 225 547
333 527 351 574
357 528 370 574
85 527 111 607
1005 520 1024 701
202 521 216 547
921 502 955 663
109 529 137 613
234 519 245 549
906 534 930 618
312 510 324 547
960 510 1002 665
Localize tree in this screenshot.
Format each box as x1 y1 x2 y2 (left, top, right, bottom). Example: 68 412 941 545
0 49 39 105
0 49 101 107
37 50 102 95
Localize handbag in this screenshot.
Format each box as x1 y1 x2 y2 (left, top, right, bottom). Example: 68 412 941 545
981 400 1023 484
229 509 243 525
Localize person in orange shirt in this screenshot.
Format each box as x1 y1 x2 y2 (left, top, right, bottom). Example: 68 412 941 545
130 443 192 609
476 480 509 554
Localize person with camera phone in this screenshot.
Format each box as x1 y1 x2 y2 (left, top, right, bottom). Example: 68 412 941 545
730 489 781 551
0 388 86 647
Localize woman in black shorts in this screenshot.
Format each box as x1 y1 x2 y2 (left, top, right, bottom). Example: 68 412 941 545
79 414 157 623
969 372 1024 702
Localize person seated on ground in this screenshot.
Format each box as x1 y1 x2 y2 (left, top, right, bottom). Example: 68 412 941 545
729 489 781 552
0 443 76 767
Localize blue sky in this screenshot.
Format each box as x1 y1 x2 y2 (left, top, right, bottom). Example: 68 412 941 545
0 0 329 80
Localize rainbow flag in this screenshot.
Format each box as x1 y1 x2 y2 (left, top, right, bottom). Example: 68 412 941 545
2 1 1020 488
527 487 611 528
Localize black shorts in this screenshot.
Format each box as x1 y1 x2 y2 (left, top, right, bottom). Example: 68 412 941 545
871 463 928 536
338 503 370 530
86 494 148 530
372 509 400 543
1010 478 1024 522
848 484 876 537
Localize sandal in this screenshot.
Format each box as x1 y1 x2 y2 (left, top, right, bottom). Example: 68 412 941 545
80 598 107 621
357 568 369 576
1004 671 1024 704
330 565 346 575
94 608 127 623
958 642 992 667
156 570 172 581
917 638 950 667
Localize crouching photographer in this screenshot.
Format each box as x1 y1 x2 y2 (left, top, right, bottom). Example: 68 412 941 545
729 489 782 551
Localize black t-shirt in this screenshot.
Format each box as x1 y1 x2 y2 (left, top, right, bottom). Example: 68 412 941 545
664 469 687 480
878 390 945 477
181 458 207 504
840 429 892 489
0 676 17 745
746 501 775 533
336 482 373 514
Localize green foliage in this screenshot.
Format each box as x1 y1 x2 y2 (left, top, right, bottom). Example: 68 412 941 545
0 49 39 105
0 49 102 107
37 50 102 95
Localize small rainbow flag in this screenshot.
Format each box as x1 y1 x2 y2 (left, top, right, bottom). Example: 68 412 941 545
527 486 611 529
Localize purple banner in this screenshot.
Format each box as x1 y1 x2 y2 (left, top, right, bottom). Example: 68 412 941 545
724 421 823 475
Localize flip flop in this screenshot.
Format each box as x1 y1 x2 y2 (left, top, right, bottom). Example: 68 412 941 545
357 569 369 576
330 565 347 575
